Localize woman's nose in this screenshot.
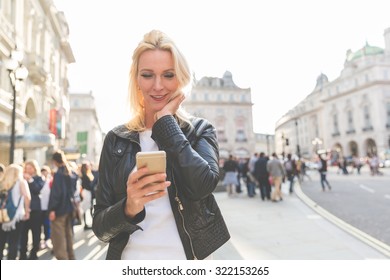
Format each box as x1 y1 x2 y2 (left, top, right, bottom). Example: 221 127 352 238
153 76 164 91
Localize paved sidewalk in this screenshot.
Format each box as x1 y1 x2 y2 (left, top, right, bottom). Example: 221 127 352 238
213 182 389 260
35 169 389 260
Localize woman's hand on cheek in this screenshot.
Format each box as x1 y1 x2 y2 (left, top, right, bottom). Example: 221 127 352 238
155 92 185 121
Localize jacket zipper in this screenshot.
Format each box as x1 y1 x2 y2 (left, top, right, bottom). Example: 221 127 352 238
171 170 198 260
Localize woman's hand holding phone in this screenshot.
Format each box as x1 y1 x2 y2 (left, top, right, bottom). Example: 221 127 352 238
125 168 171 218
125 151 168 219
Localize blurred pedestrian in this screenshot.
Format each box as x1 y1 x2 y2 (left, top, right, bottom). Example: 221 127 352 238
254 152 271 201
267 153 286 202
300 159 311 182
80 161 96 230
247 153 258 196
0 164 31 260
48 150 78 260
223 155 239 196
19 160 45 260
40 165 53 250
0 163 5 181
284 153 297 194
318 155 331 191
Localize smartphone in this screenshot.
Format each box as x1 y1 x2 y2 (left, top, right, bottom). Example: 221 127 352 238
136 151 166 175
136 151 166 195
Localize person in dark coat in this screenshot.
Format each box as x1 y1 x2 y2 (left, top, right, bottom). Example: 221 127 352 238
254 152 271 200
48 150 78 259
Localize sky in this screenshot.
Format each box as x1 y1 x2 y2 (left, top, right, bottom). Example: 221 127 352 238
53 0 390 134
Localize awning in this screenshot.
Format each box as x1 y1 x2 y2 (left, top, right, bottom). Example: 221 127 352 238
0 133 56 148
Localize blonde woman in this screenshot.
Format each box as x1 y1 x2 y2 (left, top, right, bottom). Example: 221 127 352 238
93 30 230 260
19 160 45 260
0 164 31 260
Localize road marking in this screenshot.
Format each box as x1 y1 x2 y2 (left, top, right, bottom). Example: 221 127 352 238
83 245 101 260
307 214 322 220
359 184 375 193
385 194 390 200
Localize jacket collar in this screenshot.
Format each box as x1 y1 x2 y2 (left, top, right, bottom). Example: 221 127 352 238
112 124 139 142
111 117 201 142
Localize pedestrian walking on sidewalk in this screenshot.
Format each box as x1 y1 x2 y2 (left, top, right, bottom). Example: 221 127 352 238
92 30 230 260
48 150 78 260
318 154 331 191
223 155 239 196
80 161 96 230
267 153 286 202
19 160 45 260
284 153 297 194
0 164 31 260
40 165 52 250
254 152 271 201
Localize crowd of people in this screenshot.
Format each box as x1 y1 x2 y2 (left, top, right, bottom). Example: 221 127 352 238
221 151 387 199
221 152 331 201
0 150 98 260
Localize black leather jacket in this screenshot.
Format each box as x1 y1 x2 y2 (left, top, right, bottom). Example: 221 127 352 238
93 115 230 260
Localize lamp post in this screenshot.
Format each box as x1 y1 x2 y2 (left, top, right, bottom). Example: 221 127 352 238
295 119 301 158
266 135 270 156
4 50 28 164
311 137 323 155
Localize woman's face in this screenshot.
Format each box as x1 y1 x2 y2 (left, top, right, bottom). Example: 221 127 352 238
137 49 179 114
24 164 36 176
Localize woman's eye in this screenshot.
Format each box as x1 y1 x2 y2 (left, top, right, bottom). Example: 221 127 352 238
163 72 175 79
140 73 153 78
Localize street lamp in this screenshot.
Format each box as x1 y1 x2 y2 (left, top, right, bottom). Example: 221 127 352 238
311 137 323 155
295 119 301 158
4 50 28 164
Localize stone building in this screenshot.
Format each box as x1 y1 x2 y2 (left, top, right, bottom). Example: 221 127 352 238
0 0 74 165
275 27 390 162
184 71 256 159
67 91 104 165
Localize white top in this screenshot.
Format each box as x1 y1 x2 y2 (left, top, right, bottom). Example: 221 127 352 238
40 180 51 211
2 180 28 231
121 130 186 260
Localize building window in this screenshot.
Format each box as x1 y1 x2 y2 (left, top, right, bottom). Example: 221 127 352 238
362 105 373 131
217 128 227 142
346 110 355 134
216 108 224 116
235 129 247 142
235 117 247 142
215 117 227 142
332 114 340 137
386 102 390 128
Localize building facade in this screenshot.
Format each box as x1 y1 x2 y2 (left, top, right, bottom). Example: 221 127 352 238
0 0 74 165
67 91 104 165
184 71 256 159
275 27 390 162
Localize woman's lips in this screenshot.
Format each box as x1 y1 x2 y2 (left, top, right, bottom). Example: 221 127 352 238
150 95 167 102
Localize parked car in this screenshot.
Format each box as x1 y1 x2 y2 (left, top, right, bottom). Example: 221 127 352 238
379 159 390 168
306 161 319 170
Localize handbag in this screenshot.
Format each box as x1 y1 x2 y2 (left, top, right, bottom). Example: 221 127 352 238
71 199 82 226
0 208 11 223
0 187 21 223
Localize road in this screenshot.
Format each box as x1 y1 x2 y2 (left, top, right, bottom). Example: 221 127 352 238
300 166 390 246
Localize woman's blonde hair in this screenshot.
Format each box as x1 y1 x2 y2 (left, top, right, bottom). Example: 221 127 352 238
126 30 192 131
24 159 41 177
0 164 23 192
